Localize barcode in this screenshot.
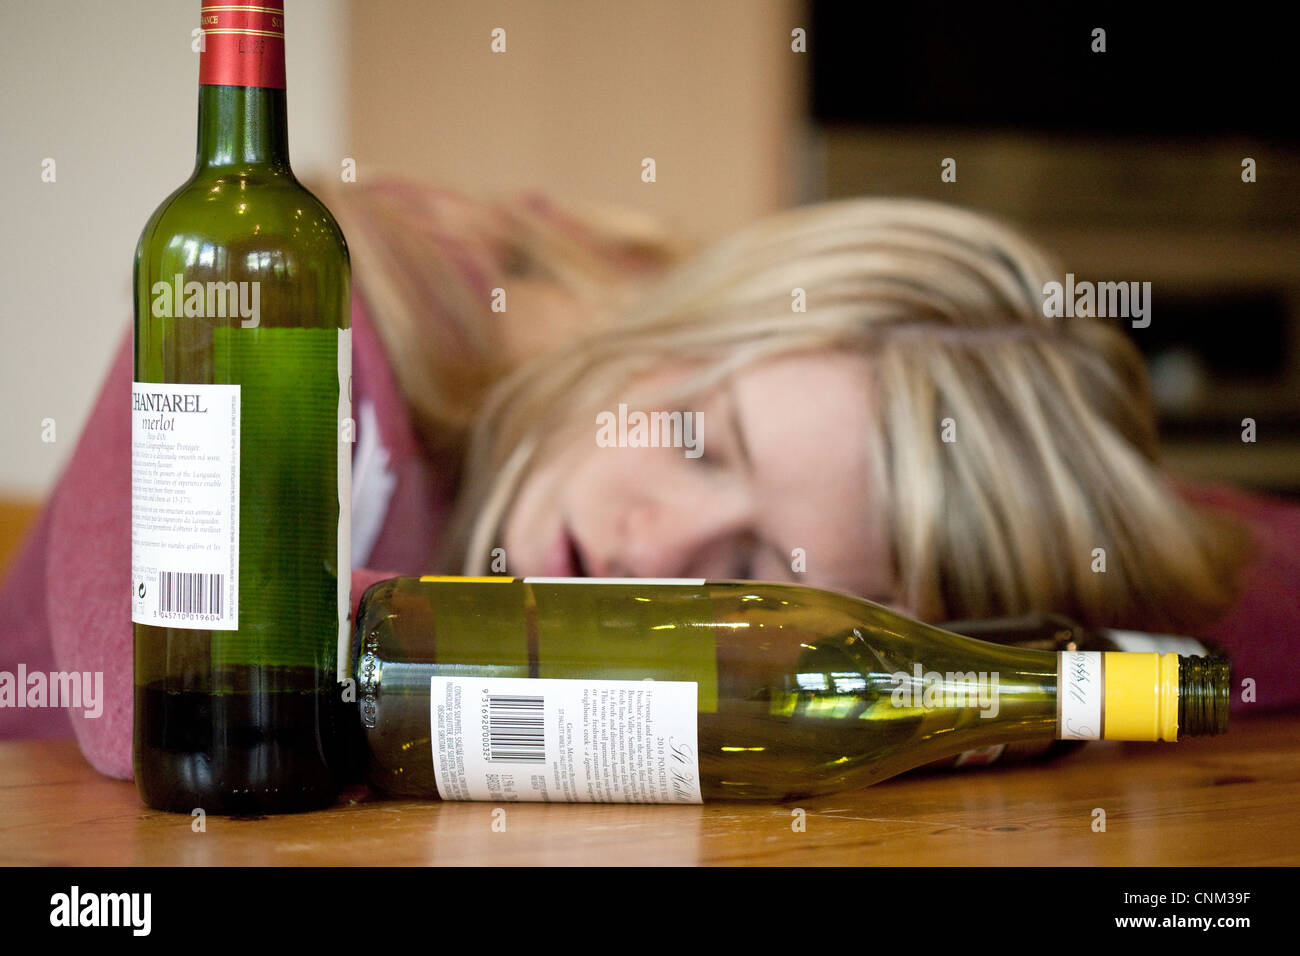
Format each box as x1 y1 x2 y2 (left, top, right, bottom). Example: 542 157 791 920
486 694 546 763
158 571 223 617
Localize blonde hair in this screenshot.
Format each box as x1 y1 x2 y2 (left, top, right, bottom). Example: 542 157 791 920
312 177 687 454
447 196 1251 631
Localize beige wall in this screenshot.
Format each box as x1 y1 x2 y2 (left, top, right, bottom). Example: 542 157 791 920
0 0 347 497
347 0 806 242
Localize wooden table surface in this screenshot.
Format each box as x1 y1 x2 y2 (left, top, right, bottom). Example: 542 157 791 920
0 497 41 583
3 712 1297 866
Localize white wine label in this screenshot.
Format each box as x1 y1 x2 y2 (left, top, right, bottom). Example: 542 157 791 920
131 382 240 630
337 327 352 682
1100 628 1209 656
1057 650 1104 740
430 675 703 804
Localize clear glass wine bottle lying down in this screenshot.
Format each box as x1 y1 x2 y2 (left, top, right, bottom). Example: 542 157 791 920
350 577 1229 804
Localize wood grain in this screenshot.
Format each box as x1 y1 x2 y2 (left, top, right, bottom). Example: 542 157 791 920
0 498 43 584
2 713 1296 865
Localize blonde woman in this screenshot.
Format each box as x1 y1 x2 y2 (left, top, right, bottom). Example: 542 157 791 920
3 179 1296 780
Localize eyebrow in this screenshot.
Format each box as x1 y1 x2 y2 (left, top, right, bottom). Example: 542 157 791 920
726 377 753 474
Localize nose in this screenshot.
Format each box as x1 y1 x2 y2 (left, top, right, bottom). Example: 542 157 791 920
609 479 749 578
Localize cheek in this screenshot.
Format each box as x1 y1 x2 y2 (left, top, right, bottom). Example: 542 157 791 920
500 456 565 561
502 438 610 551
562 448 637 519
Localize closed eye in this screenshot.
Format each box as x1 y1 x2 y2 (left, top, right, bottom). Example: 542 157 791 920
501 244 535 277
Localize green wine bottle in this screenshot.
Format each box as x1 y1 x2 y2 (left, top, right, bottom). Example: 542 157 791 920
131 1 351 814
351 577 1230 803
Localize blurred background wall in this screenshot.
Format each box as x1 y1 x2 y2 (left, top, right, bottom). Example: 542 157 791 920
346 0 804 239
2 1 1297 575
0 0 347 493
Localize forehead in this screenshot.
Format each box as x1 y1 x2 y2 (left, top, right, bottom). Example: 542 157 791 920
731 350 873 422
729 351 887 592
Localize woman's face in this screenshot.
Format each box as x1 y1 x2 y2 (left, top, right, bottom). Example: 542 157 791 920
500 350 899 606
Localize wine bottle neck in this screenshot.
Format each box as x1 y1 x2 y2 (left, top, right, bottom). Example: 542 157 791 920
194 1 289 171
195 86 291 171
1178 655 1231 737
1058 651 1231 742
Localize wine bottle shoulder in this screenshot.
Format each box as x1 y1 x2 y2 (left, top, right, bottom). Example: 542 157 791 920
133 176 196 265
136 170 348 265
134 170 350 337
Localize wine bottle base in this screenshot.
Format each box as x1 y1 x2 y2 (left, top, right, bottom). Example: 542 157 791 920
134 677 342 815
133 770 339 816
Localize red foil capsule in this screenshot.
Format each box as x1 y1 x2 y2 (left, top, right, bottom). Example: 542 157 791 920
198 1 286 89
